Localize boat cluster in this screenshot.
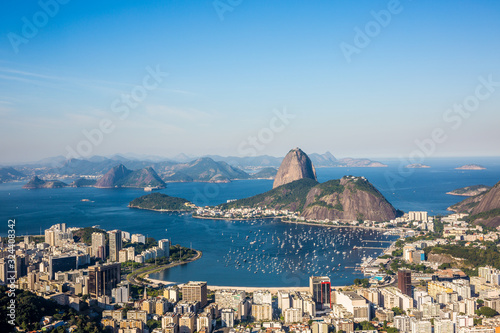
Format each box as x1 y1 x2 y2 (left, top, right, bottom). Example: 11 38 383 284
216 221 394 279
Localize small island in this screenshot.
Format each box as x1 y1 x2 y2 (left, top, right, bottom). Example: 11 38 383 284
456 164 486 170
447 184 491 197
129 192 195 212
406 164 430 169
70 177 97 187
23 176 68 189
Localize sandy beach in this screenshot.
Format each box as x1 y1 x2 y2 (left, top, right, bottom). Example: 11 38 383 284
207 285 310 294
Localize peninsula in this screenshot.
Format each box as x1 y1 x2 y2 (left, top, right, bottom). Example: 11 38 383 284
129 192 195 212
446 184 491 197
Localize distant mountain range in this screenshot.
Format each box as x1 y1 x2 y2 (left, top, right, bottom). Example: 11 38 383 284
4 152 390 186
0 167 25 183
163 157 249 183
448 180 500 227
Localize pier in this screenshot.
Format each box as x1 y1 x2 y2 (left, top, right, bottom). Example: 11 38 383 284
362 240 393 243
353 246 387 250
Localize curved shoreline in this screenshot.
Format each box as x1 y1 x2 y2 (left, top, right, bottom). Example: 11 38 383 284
194 214 398 232
128 205 194 213
127 250 203 286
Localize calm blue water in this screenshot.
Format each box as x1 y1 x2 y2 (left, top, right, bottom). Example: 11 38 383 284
1 158 499 286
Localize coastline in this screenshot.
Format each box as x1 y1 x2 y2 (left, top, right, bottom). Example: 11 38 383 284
192 215 277 221
279 219 390 231
128 205 193 213
128 250 203 286
194 213 398 233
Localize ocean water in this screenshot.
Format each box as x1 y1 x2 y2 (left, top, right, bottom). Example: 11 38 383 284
1 158 499 286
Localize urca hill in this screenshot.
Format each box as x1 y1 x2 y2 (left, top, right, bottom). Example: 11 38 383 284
220 148 397 222
449 180 500 227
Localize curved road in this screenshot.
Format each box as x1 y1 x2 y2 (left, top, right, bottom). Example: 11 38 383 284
126 250 203 286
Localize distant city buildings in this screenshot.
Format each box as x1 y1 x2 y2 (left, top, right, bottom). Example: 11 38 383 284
408 211 428 222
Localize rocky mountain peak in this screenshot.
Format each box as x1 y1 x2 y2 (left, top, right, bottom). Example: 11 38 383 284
273 148 317 189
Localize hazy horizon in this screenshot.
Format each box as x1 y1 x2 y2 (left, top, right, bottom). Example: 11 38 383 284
3 151 500 167
1 1 499 164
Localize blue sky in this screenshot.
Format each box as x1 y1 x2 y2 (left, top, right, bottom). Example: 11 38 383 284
0 0 499 163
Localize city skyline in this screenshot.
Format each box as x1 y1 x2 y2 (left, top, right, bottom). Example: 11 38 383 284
1 0 500 164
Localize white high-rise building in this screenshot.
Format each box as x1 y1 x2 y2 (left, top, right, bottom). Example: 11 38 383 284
221 309 234 328
92 232 107 259
158 239 170 257
253 290 272 305
112 283 129 303
283 308 302 324
434 319 455 333
132 234 146 244
410 318 432 333
335 290 370 322
394 315 411 333
409 211 428 222
278 290 291 312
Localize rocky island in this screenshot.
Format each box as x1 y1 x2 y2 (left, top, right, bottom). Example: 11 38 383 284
455 164 486 170
406 163 431 168
23 176 68 189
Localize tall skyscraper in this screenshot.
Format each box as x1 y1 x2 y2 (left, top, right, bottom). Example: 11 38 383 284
92 232 107 260
88 262 121 298
44 229 57 247
398 269 412 296
158 239 170 257
182 281 208 307
108 230 122 262
309 276 331 310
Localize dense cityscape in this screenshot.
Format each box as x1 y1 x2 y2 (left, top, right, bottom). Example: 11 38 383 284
3 206 500 333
